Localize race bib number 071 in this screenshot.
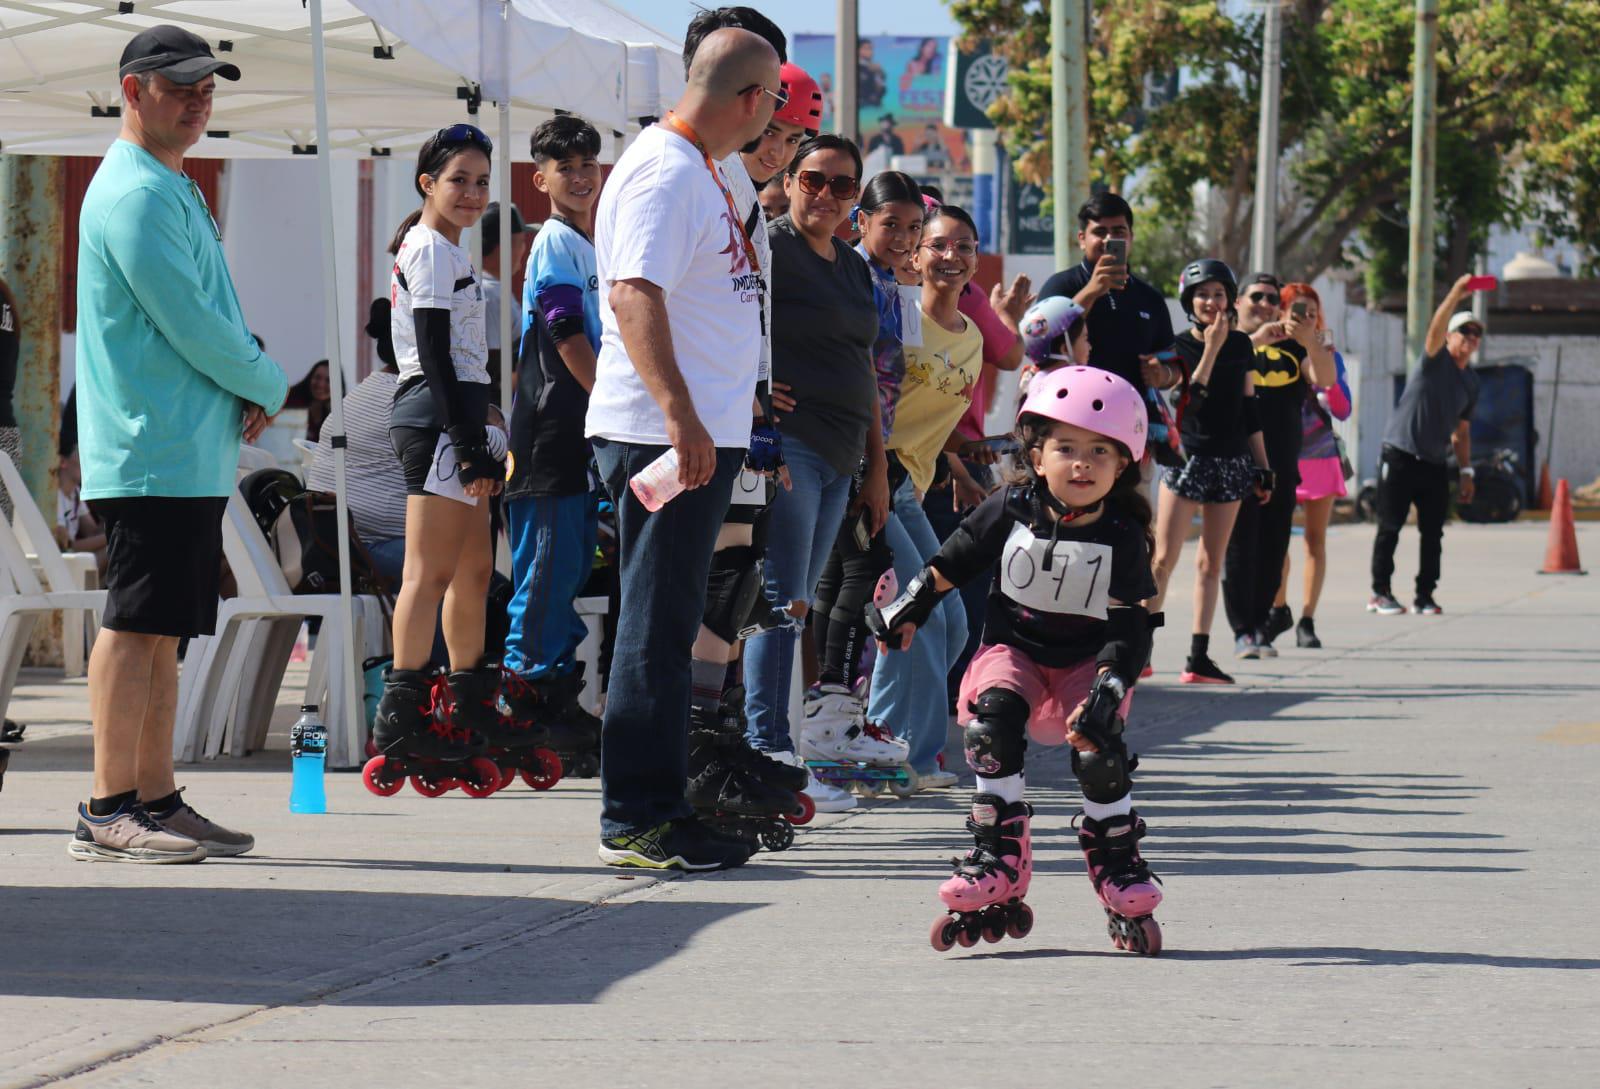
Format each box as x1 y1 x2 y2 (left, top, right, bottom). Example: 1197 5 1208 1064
999 523 1111 618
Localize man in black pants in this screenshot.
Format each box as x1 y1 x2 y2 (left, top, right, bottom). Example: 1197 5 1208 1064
1369 277 1480 616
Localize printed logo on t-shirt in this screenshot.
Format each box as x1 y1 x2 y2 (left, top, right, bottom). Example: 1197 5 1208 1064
719 209 763 305
1252 343 1302 388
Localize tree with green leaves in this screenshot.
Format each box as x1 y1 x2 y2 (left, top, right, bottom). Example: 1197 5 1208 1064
950 0 1600 295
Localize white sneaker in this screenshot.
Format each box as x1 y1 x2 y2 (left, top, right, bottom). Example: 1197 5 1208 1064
770 751 854 813
916 769 960 791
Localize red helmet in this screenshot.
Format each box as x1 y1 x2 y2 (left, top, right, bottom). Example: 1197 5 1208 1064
775 63 823 136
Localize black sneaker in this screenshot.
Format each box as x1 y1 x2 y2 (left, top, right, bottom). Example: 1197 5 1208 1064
598 817 754 871
1264 605 1294 643
1295 616 1322 648
1367 592 1405 616
1179 655 1234 685
1412 597 1443 615
1254 628 1279 658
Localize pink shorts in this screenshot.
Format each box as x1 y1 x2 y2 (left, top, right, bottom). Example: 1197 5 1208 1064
957 643 1135 747
1296 456 1348 503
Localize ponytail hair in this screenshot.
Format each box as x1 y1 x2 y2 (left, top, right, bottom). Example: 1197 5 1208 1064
1009 414 1154 554
387 124 494 255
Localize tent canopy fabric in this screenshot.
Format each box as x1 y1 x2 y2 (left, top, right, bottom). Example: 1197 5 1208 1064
0 0 682 158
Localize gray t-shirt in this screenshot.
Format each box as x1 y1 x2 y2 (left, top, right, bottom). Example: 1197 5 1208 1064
481 272 521 352
768 215 879 476
1384 346 1479 464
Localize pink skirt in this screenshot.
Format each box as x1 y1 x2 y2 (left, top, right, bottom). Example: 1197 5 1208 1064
957 643 1135 747
1296 456 1348 503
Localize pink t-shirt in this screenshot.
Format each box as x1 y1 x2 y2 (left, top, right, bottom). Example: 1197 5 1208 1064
954 282 1017 441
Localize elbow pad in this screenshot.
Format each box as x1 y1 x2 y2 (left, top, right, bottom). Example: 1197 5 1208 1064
1242 393 1262 435
1096 604 1152 684
865 567 947 645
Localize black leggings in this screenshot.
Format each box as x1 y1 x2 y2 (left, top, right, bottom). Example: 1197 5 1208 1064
1222 469 1298 637
811 512 893 689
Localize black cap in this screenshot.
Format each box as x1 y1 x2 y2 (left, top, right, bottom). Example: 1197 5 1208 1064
480 202 537 254
1247 271 1283 289
120 25 241 85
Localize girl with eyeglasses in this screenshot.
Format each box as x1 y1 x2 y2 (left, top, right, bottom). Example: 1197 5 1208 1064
370 125 534 792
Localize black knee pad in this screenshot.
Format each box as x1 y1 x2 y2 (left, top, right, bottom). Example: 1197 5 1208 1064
963 687 1029 777
1072 740 1139 804
703 545 765 643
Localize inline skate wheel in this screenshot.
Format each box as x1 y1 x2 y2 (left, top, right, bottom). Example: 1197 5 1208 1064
410 772 452 798
570 753 600 778
859 782 882 799
459 757 505 798
1129 916 1162 956
361 755 405 797
1006 902 1034 940
886 775 917 799
785 791 816 826
497 765 517 791
759 821 795 852
955 923 979 948
930 916 958 952
520 748 563 790
980 907 1007 943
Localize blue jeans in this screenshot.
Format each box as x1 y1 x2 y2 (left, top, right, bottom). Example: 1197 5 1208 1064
742 435 853 752
503 493 597 679
592 438 743 837
922 460 994 697
868 476 968 774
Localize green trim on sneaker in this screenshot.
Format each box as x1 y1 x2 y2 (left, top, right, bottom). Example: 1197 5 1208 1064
598 822 726 872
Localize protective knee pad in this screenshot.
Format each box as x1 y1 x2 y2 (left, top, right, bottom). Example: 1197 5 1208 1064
963 687 1030 777
1071 739 1140 804
702 545 765 643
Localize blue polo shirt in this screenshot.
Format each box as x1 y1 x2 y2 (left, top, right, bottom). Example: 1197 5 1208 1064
76 139 287 499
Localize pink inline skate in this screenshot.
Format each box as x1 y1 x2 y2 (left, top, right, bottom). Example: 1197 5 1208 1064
1075 809 1164 955
930 793 1034 951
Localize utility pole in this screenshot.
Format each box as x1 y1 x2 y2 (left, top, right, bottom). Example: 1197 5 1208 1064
835 0 857 143
0 155 63 513
1249 0 1282 276
1052 0 1091 267
1404 0 1439 371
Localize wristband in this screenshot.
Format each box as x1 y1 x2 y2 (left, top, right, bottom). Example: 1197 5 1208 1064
1253 466 1276 494
1459 466 1475 478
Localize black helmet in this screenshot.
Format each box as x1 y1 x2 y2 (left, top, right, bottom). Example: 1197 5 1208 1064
1178 258 1237 322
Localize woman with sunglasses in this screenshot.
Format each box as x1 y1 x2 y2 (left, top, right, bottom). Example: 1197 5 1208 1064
740 135 883 798
371 125 524 786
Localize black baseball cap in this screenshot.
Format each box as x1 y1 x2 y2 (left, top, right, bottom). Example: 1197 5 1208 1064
480 202 537 254
119 25 241 85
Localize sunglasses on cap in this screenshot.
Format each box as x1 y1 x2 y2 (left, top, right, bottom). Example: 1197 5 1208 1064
434 123 493 154
1245 290 1280 305
792 170 859 199
740 83 790 109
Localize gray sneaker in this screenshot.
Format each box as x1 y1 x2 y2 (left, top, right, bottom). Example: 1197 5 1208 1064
68 800 207 864
150 790 255 857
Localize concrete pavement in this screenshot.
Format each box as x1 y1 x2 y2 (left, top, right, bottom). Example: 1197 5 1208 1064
2 520 1597 1088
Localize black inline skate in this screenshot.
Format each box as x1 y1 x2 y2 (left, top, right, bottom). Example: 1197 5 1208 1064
363 668 501 798
498 664 601 778
445 662 563 793
714 683 810 797
686 711 812 851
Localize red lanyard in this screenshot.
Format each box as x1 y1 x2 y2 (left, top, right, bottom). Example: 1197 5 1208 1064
660 111 761 275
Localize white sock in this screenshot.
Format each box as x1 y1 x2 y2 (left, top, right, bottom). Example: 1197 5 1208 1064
1082 792 1133 821
976 773 1025 804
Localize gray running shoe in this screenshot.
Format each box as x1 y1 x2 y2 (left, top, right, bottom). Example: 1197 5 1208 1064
150 790 255 857
68 800 207 864
598 818 752 871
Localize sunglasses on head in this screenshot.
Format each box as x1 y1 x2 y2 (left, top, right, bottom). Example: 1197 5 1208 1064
435 123 493 155
1246 291 1280 305
792 170 859 199
740 83 789 109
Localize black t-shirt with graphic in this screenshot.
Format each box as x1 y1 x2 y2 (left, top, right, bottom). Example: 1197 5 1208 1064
1171 327 1255 458
1251 337 1307 483
932 484 1157 669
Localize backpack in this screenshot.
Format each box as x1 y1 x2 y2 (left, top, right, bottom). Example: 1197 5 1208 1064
238 468 390 596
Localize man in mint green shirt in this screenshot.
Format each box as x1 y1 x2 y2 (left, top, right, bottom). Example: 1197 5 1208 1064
69 26 288 866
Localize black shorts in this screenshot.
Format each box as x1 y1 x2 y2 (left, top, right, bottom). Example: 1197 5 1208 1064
89 496 228 638
390 376 492 495
391 425 441 495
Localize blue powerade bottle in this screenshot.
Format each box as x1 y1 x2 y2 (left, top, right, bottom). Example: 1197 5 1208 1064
289 705 328 814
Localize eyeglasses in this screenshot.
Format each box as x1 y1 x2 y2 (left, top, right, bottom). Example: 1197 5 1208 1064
435 123 493 155
741 83 789 109
793 170 859 199
922 239 977 258
1245 291 1280 305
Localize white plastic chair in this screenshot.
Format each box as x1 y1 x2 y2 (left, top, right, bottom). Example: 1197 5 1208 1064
0 455 107 721
0 452 104 677
172 490 383 769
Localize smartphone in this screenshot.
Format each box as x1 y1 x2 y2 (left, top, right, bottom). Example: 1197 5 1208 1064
852 509 872 551
1466 274 1498 292
1104 238 1128 266
973 435 1021 456
1290 299 1311 320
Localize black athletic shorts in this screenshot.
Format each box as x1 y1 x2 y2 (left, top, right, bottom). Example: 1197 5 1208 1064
390 376 493 495
89 496 228 638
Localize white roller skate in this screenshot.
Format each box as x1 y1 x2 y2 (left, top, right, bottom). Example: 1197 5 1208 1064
800 684 906 765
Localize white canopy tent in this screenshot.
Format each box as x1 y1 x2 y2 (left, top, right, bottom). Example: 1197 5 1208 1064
0 0 681 753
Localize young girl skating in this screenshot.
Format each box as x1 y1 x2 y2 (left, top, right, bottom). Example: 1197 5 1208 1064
869 363 1166 955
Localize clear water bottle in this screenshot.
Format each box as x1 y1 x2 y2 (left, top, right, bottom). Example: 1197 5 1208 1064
289 704 327 814
629 448 685 512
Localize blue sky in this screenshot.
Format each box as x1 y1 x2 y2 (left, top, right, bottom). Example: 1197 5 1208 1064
607 0 960 41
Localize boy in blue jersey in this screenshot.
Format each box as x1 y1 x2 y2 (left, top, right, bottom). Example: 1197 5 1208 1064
500 116 606 772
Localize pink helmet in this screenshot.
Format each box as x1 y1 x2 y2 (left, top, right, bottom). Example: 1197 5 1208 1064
1018 365 1147 462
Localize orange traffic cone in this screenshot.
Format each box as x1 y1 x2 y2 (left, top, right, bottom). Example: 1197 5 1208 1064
1539 478 1586 575
1537 461 1554 511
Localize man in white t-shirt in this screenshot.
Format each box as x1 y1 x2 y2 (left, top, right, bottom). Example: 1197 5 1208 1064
586 27 781 871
